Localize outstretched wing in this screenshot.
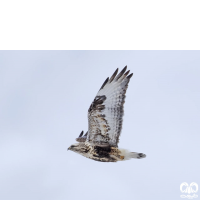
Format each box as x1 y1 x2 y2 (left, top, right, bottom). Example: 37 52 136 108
87 66 133 147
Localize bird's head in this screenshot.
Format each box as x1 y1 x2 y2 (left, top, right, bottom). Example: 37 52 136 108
68 143 88 156
68 143 79 151
68 143 85 154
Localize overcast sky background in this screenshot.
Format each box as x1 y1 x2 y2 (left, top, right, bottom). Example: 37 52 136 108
0 51 200 200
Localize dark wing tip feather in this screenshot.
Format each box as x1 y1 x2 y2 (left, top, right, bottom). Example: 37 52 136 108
109 68 118 83
79 131 84 137
76 131 88 142
84 131 88 136
124 70 130 75
127 73 133 79
123 70 130 78
99 77 109 90
115 66 127 81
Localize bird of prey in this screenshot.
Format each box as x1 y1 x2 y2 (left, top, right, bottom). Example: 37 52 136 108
68 66 146 162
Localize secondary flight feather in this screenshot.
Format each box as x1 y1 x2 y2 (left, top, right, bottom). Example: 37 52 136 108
68 66 146 162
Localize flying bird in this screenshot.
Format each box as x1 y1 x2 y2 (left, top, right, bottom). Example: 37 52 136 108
68 66 146 162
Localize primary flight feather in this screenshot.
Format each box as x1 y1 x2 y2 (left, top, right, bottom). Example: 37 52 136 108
68 66 146 162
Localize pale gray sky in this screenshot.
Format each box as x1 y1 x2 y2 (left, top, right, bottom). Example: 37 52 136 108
0 51 200 200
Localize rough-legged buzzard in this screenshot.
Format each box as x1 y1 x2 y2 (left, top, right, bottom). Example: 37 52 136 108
68 66 146 162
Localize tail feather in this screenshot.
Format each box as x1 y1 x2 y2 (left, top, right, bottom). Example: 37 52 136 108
119 149 146 160
130 152 146 159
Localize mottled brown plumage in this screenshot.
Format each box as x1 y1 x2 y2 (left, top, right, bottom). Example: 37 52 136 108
68 66 146 162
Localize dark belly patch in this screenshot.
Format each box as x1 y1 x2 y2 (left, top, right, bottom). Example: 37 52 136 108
93 146 111 158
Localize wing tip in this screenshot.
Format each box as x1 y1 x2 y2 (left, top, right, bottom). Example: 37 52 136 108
127 73 133 79
115 66 128 81
99 66 133 90
109 68 118 83
99 77 109 90
79 130 84 137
